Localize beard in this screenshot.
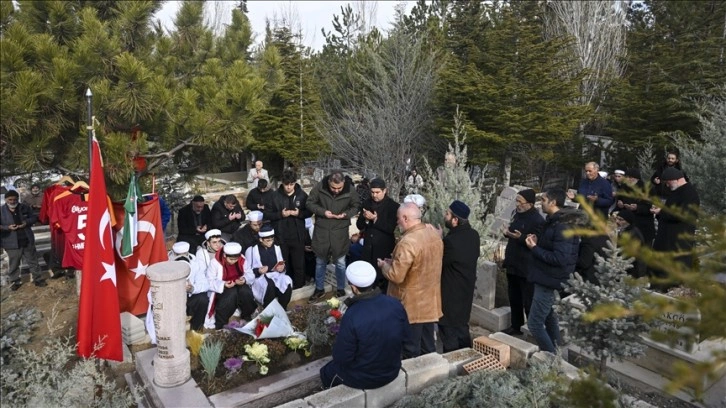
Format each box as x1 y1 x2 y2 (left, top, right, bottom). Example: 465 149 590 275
444 218 454 229
7 203 18 210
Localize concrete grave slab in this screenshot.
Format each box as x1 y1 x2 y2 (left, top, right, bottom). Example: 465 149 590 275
303 384 365 408
134 347 211 408
401 352 450 395
473 261 497 310
470 305 510 332
275 399 311 408
489 332 539 369
364 370 406 407
531 351 581 381
209 357 331 408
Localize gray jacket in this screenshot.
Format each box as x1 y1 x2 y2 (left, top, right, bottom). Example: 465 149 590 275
1 203 37 249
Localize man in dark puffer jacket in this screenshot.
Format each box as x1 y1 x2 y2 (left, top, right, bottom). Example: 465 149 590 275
525 188 580 353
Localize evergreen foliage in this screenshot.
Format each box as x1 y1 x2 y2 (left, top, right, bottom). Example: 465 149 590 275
556 240 650 374
393 359 566 408
420 108 496 240
675 94 726 215
1 305 140 407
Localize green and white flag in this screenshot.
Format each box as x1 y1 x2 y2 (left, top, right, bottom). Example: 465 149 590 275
121 175 141 258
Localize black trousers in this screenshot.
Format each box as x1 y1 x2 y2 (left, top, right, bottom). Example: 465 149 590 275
403 322 435 359
507 273 533 332
281 240 307 289
214 284 256 329
438 324 472 353
186 292 209 331
261 276 293 310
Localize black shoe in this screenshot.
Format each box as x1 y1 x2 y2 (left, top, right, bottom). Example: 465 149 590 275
308 289 325 303
34 280 48 288
10 282 22 291
51 270 66 279
336 289 346 297
502 327 523 336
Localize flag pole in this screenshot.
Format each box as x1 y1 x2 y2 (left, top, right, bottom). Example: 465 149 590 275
86 88 93 177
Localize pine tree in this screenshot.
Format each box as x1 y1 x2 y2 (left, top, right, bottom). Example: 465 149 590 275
420 108 497 255
556 240 650 375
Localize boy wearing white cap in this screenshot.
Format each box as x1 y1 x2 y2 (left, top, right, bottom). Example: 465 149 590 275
232 210 264 252
244 224 293 309
171 242 210 330
319 261 409 389
207 242 257 329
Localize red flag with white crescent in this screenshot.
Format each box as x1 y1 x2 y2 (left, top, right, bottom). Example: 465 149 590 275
77 137 123 361
113 193 169 315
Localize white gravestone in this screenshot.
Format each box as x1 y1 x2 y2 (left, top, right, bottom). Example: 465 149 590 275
147 260 191 387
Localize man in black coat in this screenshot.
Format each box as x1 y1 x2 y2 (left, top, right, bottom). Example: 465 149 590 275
355 178 399 292
264 170 313 289
246 179 272 212
210 194 244 242
176 195 211 250
501 189 544 335
438 200 480 352
616 168 655 247
650 167 700 288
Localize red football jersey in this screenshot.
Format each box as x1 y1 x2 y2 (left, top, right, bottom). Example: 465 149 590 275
51 192 89 269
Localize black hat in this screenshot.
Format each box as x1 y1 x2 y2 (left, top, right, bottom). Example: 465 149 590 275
259 224 275 238
4 190 19 199
518 189 536 204
661 167 684 181
617 209 635 225
625 168 641 179
369 178 386 189
449 200 470 220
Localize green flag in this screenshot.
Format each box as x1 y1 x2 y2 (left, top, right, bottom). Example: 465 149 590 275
121 175 141 258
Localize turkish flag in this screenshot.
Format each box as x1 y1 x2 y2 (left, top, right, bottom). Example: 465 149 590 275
113 193 169 315
77 137 123 361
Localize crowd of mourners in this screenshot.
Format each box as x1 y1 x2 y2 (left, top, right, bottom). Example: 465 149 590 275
0 150 700 391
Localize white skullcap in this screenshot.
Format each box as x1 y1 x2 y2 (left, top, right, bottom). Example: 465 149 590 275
223 242 242 256
205 229 222 240
614 169 625 176
346 261 376 288
403 194 426 208
172 242 190 254
598 171 608 178
247 210 263 222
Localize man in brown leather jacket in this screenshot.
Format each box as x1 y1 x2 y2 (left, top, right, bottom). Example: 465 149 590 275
379 202 443 358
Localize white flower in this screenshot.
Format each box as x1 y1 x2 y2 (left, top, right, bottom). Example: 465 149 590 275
326 297 340 309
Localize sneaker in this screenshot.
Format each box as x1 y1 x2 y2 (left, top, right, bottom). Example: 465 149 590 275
10 281 22 291
34 280 48 288
336 289 346 297
502 327 523 336
308 289 325 303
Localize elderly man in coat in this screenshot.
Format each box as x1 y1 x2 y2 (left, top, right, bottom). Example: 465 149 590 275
307 170 360 302
379 202 444 358
1 190 46 290
438 201 481 352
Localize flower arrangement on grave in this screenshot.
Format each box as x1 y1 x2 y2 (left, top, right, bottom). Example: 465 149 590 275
243 342 270 375
223 357 243 374
325 296 344 335
254 314 273 338
284 334 311 357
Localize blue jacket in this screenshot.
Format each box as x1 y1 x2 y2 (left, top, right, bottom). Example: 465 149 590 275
330 291 409 389
527 210 580 290
577 176 614 217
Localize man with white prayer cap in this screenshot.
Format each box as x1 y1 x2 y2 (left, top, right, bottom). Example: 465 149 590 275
171 241 211 330
232 210 265 252
319 261 409 390
208 242 256 329
244 224 293 309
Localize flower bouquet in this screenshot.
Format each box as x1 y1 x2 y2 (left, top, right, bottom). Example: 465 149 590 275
236 298 295 339
242 342 270 375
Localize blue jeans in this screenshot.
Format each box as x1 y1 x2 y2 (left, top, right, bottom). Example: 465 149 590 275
529 283 560 353
315 255 346 290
